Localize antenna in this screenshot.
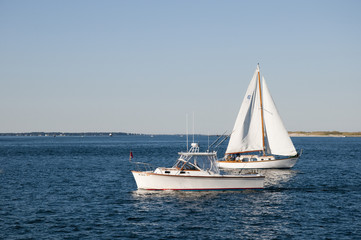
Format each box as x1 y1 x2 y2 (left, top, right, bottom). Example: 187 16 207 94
192 112 195 143
186 113 189 151
208 131 210 152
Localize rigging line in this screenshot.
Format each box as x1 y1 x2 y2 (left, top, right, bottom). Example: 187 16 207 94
263 107 273 115
208 131 227 150
214 133 232 149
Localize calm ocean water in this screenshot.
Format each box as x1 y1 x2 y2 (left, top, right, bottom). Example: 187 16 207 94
1 135 361 239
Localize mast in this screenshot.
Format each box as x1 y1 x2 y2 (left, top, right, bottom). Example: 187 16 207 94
258 64 266 155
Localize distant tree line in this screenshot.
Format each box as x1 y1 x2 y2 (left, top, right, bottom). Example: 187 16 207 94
289 131 361 136
0 132 139 137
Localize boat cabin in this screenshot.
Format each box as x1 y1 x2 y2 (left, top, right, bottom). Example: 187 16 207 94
225 154 275 162
151 143 220 176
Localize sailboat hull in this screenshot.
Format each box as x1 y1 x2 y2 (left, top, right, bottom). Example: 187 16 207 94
131 171 264 190
217 156 299 169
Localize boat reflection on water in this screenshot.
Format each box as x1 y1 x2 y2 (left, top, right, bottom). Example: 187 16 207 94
259 169 298 187
220 168 298 188
132 189 223 200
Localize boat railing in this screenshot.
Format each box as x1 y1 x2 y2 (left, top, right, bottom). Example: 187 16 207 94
131 161 154 172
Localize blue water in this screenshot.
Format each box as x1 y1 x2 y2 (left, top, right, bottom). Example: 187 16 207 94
1 136 361 239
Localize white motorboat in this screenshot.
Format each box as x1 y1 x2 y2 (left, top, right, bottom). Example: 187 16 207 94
218 64 301 169
131 143 265 191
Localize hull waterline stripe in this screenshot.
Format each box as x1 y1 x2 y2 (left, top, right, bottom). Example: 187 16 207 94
143 188 264 191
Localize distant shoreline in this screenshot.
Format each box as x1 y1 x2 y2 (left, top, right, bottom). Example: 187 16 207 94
0 132 132 137
0 131 360 137
288 131 361 137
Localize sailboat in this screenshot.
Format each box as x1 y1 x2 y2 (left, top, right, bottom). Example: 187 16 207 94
131 143 265 191
217 65 301 169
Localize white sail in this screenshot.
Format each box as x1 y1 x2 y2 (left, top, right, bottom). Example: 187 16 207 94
226 67 263 154
262 77 297 156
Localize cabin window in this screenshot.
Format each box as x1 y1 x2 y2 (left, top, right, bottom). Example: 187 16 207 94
242 158 249 162
251 158 257 161
182 162 197 170
176 160 197 170
176 161 185 169
165 171 170 174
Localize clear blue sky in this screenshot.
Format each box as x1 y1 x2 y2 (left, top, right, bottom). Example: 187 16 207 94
1 0 360 134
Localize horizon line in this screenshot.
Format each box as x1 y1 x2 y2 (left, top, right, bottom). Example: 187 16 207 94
0 130 360 135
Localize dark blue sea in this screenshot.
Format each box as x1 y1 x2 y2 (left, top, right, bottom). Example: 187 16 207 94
1 135 361 239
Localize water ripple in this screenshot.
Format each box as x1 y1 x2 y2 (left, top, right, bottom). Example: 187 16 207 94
1 136 361 239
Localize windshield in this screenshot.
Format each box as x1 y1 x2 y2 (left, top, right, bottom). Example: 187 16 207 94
176 160 199 170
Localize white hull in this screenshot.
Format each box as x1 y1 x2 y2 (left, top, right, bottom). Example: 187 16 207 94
217 156 299 169
131 171 264 190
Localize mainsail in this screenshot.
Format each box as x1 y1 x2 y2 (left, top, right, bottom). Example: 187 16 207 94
226 66 263 154
226 66 296 156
